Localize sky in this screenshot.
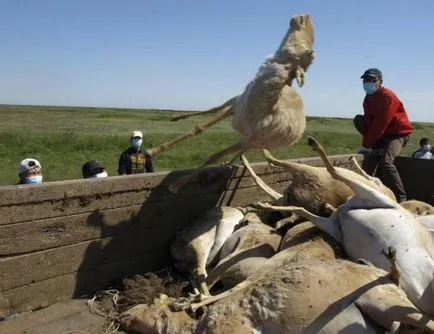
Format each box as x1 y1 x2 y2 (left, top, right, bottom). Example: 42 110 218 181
1 0 433 121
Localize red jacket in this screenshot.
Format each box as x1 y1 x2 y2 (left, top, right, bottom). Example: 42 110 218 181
362 87 413 148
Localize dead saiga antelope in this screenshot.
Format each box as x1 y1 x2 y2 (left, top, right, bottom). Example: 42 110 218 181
170 206 244 296
240 149 395 228
146 14 316 193
254 136 434 316
120 260 434 334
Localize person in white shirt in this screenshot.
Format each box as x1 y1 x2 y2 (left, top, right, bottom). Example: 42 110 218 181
411 137 433 160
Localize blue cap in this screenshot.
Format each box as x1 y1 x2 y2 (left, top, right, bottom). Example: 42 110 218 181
360 68 382 79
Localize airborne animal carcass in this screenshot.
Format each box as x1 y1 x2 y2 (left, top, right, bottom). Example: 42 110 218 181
146 14 316 193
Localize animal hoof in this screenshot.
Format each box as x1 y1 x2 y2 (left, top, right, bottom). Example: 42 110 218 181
381 246 397 260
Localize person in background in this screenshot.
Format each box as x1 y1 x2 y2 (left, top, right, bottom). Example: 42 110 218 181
411 137 433 160
353 68 413 203
82 160 108 178
118 130 154 175
17 158 43 184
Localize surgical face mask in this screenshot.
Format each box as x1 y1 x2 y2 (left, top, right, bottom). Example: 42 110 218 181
132 138 143 149
363 82 378 95
423 144 431 151
24 175 43 184
92 171 108 178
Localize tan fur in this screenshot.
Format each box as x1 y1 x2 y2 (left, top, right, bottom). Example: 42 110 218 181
170 206 244 295
278 221 343 261
199 260 434 334
242 151 395 226
205 214 282 289
400 200 434 217
263 149 397 209
121 260 434 334
255 136 434 316
119 294 196 334
144 14 316 193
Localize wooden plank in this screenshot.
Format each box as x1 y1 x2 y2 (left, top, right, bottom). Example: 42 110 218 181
0 154 358 208
0 219 184 292
0 155 361 226
0 192 223 255
0 299 108 334
0 169 235 225
396 156 434 204
0 167 232 207
0 248 169 316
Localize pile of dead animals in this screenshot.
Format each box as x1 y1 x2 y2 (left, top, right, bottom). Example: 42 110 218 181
119 13 434 333
119 136 434 334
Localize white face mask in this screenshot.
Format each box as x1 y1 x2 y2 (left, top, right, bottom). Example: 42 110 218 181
24 175 43 184
92 171 108 178
423 144 431 151
132 138 143 149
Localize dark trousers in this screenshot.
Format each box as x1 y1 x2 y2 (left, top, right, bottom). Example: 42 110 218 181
353 115 408 202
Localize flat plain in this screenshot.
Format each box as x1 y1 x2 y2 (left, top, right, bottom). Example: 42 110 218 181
0 104 432 185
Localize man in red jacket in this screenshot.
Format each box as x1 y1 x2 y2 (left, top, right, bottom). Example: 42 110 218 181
353 68 413 202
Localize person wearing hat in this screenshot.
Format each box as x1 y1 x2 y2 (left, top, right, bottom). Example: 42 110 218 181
17 158 43 184
118 130 154 175
353 68 413 202
82 160 108 178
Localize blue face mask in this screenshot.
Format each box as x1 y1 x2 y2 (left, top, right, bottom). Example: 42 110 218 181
24 175 43 184
132 138 143 149
363 82 378 95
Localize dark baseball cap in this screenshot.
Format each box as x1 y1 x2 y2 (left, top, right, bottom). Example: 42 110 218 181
360 68 382 80
82 160 105 178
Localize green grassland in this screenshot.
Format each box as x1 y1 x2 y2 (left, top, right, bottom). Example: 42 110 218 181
0 104 432 186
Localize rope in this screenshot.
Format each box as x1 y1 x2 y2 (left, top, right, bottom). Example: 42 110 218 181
86 289 122 334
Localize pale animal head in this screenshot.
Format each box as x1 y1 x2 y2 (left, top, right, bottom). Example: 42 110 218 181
119 294 196 334
273 14 316 87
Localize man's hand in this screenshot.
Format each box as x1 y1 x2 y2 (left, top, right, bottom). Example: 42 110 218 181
356 146 371 154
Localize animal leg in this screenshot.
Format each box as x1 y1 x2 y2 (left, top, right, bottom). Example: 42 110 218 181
253 202 342 242
189 277 258 312
350 156 385 188
206 243 271 290
170 96 237 121
147 104 233 157
307 136 395 208
350 156 372 180
320 203 337 215
381 246 400 286
168 141 250 194
262 149 295 169
220 149 248 166
275 215 301 229
241 154 283 201
194 267 211 296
